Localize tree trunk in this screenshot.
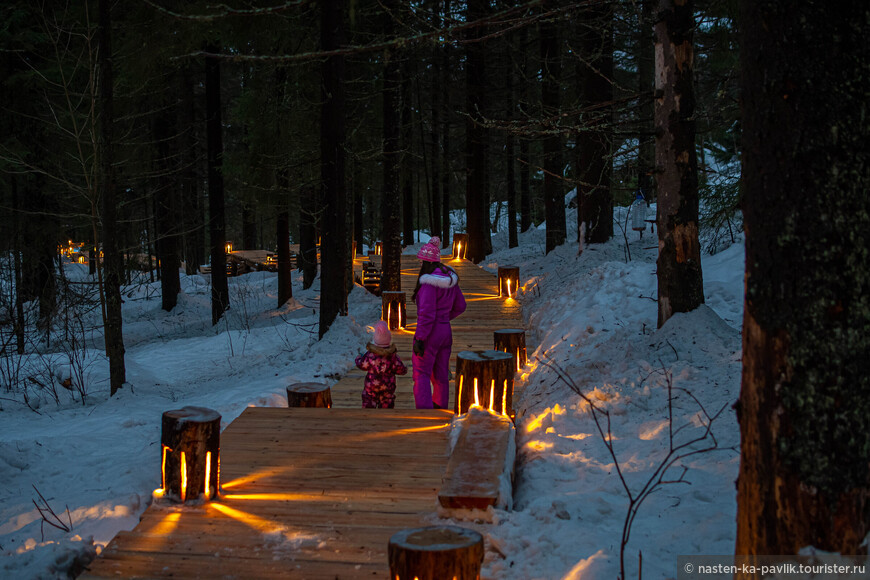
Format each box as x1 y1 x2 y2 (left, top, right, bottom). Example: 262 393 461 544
519 23 532 234
242 204 257 250
98 0 126 394
506 57 517 249
286 382 332 408
654 0 703 328
465 0 488 264
318 0 348 339
205 48 230 325
353 159 364 254
736 0 870 562
577 1 614 245
638 0 655 202
178 68 201 276
401 60 415 248
276 204 292 308
441 4 451 249
299 201 318 290
154 102 181 312
541 10 565 254
389 526 484 580
382 4 402 293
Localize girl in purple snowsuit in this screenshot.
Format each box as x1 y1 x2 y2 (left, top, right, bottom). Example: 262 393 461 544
355 321 407 408
412 237 467 409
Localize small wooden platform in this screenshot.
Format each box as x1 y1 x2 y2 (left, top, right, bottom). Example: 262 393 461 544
80 408 453 579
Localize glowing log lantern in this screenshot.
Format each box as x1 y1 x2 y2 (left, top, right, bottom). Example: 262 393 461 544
493 329 527 373
375 241 383 256
286 382 332 408
159 407 221 503
451 233 469 260
381 291 407 331
497 266 520 298
454 350 514 416
388 526 484 580
225 241 233 254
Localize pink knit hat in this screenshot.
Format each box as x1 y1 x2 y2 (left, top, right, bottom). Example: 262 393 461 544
417 237 441 262
372 320 392 347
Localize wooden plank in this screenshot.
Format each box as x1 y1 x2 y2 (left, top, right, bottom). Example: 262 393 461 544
438 408 514 510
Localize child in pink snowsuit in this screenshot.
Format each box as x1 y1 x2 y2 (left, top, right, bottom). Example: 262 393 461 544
355 321 407 408
412 237 466 409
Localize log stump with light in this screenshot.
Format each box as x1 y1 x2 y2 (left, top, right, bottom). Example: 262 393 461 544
493 329 527 373
451 233 469 260
381 291 406 330
454 350 514 416
497 266 520 298
159 407 221 503
388 526 484 580
286 382 332 408
375 241 383 255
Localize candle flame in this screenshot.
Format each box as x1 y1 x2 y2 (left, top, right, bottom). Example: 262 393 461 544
488 380 495 412
205 451 212 499
180 451 188 503
457 375 464 413
161 445 171 489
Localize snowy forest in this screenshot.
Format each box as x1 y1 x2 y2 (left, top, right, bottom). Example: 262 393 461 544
1 0 868 579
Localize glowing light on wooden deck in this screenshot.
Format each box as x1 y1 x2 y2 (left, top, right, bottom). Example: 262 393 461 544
180 452 188 503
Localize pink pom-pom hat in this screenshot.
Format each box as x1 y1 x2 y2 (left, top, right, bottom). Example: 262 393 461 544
372 320 392 347
417 237 442 262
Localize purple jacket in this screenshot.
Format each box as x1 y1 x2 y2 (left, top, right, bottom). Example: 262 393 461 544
414 269 467 342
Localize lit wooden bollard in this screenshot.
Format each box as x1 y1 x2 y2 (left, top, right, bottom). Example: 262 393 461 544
452 233 468 260
497 266 520 298
381 291 407 331
494 329 527 373
159 407 221 503
375 241 383 256
388 526 484 580
286 382 332 408
454 350 514 416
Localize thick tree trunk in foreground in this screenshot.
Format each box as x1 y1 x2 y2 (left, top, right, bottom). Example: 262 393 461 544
98 0 125 393
205 49 229 325
154 105 181 312
654 0 703 328
318 0 348 338
736 0 870 562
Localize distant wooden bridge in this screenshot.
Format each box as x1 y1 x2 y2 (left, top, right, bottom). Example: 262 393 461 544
81 253 527 579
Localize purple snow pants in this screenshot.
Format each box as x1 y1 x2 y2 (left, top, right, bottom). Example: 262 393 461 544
412 323 452 409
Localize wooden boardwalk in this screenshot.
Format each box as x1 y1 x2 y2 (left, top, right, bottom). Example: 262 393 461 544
81 253 526 579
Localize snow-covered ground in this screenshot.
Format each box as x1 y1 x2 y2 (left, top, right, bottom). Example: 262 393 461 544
0 205 744 579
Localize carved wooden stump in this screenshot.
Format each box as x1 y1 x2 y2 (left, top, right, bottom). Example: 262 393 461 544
497 266 520 298
454 350 514 415
452 233 469 260
494 329 527 373
381 291 407 330
160 407 221 503
388 526 484 580
375 241 383 255
286 382 332 408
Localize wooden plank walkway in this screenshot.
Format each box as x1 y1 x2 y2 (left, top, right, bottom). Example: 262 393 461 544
81 254 527 579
